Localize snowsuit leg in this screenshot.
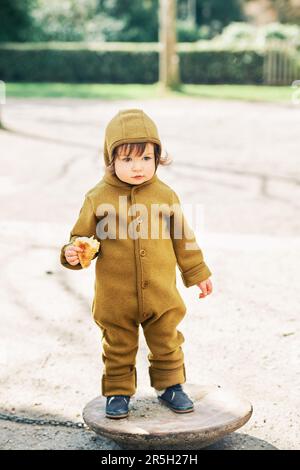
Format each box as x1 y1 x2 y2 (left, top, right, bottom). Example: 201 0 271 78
97 319 139 397
141 304 187 391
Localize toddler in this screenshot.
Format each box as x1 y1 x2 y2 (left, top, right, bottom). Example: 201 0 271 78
60 109 213 419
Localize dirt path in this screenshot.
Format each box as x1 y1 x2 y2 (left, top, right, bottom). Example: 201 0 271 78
0 97 299 450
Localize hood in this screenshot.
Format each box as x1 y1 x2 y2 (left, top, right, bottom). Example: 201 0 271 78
103 108 162 168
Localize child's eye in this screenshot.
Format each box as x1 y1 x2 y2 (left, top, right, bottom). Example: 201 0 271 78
123 157 131 162
143 156 152 160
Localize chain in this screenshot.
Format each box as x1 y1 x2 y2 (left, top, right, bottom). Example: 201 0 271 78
0 412 86 429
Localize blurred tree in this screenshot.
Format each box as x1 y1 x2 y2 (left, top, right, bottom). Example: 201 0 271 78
32 0 102 41
98 0 245 42
0 0 37 42
97 0 159 41
0 0 246 43
159 0 180 89
177 0 244 28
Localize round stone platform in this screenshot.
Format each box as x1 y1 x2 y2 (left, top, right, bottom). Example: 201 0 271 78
82 383 253 450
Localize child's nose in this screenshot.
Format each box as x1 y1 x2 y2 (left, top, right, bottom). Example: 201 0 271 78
132 161 142 170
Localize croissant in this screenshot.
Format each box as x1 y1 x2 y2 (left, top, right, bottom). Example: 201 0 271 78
73 236 101 268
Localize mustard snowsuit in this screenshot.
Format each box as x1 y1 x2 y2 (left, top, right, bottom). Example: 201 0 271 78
60 109 212 397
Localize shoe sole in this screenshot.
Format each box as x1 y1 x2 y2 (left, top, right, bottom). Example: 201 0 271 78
106 413 128 419
158 397 194 413
106 412 129 419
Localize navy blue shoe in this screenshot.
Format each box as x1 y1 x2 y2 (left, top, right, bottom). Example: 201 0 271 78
105 395 130 419
157 384 194 413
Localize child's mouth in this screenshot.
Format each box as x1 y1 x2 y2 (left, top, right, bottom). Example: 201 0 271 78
132 175 144 179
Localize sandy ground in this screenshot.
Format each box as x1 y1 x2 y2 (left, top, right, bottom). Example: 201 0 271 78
0 97 299 450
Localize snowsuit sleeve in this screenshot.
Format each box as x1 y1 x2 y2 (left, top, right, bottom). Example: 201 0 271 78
60 195 99 270
170 191 212 287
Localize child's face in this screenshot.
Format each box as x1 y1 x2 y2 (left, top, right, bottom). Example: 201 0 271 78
114 142 156 185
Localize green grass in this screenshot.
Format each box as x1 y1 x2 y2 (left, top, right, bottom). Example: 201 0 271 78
4 82 294 102
179 84 293 102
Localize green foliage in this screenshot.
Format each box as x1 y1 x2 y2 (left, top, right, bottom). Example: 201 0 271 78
177 0 244 30
31 0 107 41
215 22 300 47
180 49 263 84
0 43 264 84
0 43 158 83
0 0 37 42
177 20 201 42
95 0 245 42
264 23 300 43
0 0 245 43
96 0 159 41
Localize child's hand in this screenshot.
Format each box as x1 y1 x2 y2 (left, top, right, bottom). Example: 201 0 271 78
65 244 84 266
197 278 213 299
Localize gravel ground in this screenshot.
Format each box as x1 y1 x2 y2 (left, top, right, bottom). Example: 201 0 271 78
0 97 299 450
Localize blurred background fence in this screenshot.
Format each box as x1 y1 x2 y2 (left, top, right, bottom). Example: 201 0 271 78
263 39 300 84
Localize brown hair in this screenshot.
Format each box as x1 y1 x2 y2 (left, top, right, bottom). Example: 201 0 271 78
106 142 173 175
